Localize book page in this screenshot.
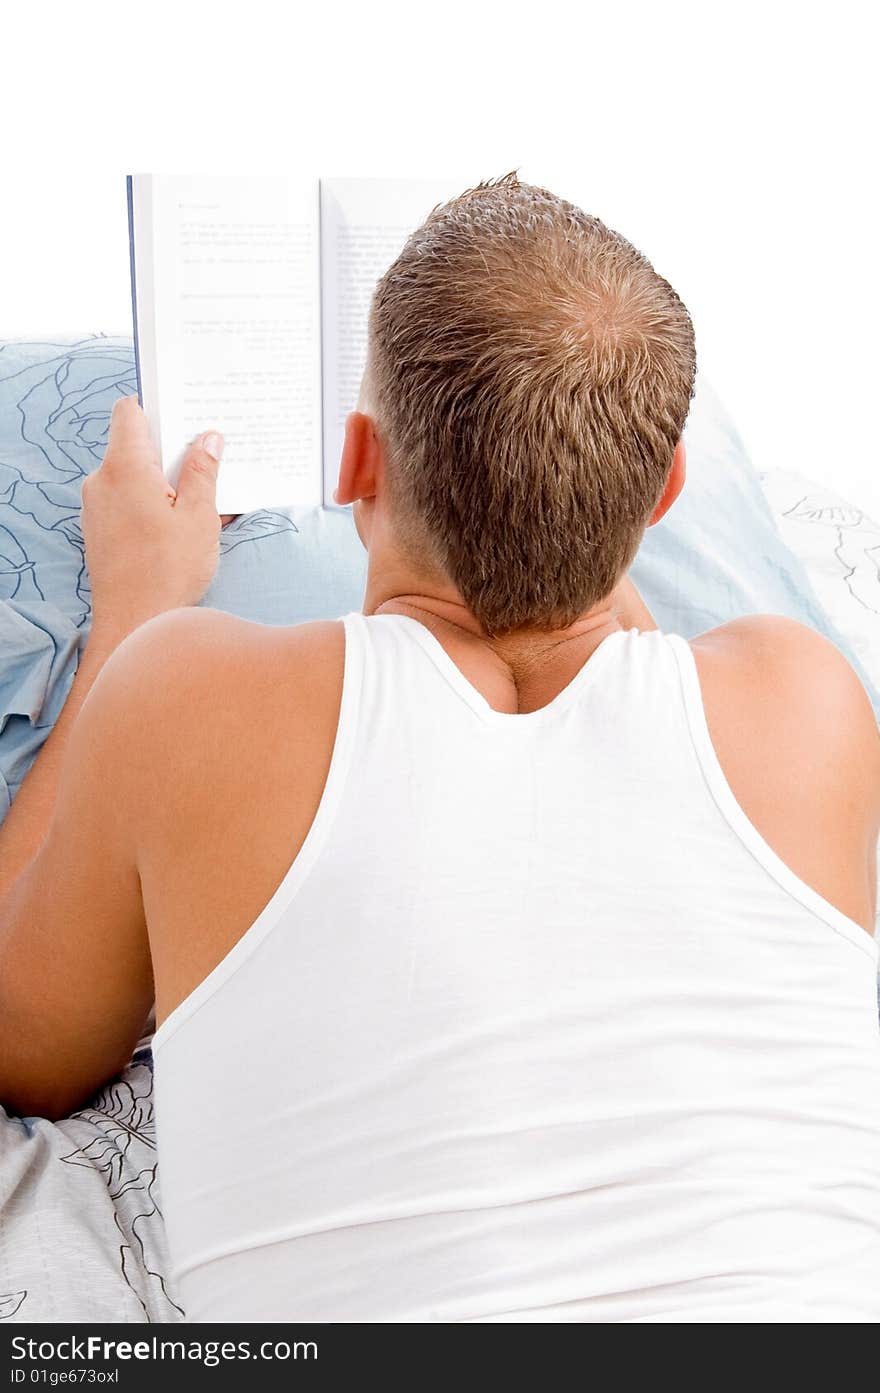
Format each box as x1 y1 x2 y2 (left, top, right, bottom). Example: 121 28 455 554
132 175 321 513
319 178 463 504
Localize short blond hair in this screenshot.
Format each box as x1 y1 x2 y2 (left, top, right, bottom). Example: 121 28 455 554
368 174 696 634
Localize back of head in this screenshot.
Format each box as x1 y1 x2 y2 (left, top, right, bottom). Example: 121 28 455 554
368 174 696 635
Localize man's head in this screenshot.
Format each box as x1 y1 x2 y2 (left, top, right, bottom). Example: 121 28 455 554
338 174 696 635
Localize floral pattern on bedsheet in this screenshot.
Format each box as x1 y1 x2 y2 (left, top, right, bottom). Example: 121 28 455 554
760 469 880 693
59 1047 185 1322
0 1044 184 1324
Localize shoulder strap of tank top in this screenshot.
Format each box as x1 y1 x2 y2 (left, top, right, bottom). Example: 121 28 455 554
665 630 877 959
151 613 366 1052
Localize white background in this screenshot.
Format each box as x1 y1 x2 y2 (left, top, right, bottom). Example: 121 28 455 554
4 2 878 515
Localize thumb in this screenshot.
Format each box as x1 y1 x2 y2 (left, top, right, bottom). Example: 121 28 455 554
174 432 224 507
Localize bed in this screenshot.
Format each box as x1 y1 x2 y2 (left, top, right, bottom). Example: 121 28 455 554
0 336 877 1323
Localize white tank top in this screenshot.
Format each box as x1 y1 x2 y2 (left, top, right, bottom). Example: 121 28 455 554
152 613 880 1323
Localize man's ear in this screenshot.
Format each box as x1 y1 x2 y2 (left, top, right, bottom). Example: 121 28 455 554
334 411 382 506
648 440 686 526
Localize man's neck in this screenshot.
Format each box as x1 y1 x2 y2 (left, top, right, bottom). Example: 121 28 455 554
361 547 623 691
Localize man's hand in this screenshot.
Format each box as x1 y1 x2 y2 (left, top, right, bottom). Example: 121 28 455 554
82 396 225 641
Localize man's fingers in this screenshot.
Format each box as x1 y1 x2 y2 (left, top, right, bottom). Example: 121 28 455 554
106 395 160 470
174 432 224 509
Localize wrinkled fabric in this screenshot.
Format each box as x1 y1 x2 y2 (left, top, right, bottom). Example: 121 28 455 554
0 599 81 815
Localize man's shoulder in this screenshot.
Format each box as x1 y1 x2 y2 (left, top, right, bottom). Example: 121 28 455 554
686 615 880 906
92 608 346 787
115 605 344 665
104 606 344 706
688 613 877 745
691 611 862 671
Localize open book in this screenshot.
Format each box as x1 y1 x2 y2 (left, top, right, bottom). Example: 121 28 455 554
127 175 462 513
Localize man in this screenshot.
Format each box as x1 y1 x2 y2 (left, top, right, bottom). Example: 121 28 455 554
1 176 878 1322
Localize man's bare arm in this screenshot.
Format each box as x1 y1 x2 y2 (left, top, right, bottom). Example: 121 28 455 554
0 635 156 1118
0 401 226 1116
692 614 880 933
0 403 224 893
0 625 132 897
